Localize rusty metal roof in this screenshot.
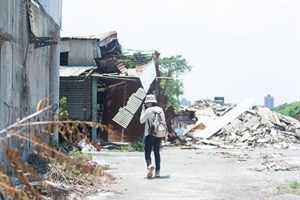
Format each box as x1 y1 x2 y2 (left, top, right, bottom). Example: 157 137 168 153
99 31 117 46
61 37 100 41
61 31 117 46
59 66 96 77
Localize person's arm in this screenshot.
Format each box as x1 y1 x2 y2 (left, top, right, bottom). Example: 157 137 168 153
160 108 166 123
140 106 151 124
165 133 169 142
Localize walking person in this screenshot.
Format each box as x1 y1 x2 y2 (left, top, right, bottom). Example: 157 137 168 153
140 94 167 179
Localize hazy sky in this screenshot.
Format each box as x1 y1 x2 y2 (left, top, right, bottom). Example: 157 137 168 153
61 0 300 106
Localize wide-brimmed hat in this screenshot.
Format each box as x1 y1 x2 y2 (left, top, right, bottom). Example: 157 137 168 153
144 94 157 103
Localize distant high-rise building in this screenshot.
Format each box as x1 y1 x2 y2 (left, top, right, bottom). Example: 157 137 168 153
214 96 224 104
180 98 191 106
264 95 274 108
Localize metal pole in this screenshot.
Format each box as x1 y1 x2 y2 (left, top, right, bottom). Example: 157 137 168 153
121 82 127 142
91 77 97 142
49 30 60 141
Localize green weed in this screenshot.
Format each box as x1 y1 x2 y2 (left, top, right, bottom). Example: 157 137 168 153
69 149 93 160
290 181 300 190
109 141 145 152
282 181 300 196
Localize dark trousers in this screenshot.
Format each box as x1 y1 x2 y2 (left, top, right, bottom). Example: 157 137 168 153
144 135 161 171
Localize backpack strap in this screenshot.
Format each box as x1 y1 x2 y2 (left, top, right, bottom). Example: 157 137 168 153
152 111 158 121
155 111 162 122
148 111 157 126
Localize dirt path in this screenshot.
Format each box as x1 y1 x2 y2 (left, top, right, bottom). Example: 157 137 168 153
87 147 300 200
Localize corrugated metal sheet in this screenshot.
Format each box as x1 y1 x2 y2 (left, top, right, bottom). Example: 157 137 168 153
112 107 133 128
112 88 146 128
110 60 156 129
126 60 157 92
134 87 148 99
61 40 70 52
61 39 102 64
59 66 96 77
100 78 146 142
125 95 143 114
0 0 61 169
37 0 62 26
28 0 42 37
59 77 93 120
117 62 127 74
99 31 117 47
139 61 156 93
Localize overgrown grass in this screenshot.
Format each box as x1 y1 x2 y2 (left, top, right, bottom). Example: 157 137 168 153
68 149 93 160
282 181 300 196
1 118 113 199
109 141 145 152
290 181 300 189
0 98 115 199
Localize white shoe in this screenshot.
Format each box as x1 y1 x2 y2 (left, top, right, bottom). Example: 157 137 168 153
147 165 155 179
155 170 160 177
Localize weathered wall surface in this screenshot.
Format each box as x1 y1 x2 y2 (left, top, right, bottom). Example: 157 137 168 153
60 77 93 121
61 39 96 66
0 0 61 163
37 0 62 26
101 79 145 143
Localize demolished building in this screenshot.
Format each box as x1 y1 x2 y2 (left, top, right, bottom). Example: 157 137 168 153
172 99 300 149
59 32 162 143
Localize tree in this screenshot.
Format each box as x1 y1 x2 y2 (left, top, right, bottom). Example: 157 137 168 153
157 55 192 108
117 51 192 108
272 101 300 118
117 51 152 69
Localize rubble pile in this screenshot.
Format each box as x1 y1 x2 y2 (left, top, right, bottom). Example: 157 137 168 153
184 99 300 149
253 153 300 171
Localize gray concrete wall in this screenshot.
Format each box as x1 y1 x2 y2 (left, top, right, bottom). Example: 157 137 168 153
0 0 61 163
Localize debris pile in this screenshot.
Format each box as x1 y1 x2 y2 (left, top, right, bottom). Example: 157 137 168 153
253 153 300 172
23 154 114 199
179 99 300 149
45 159 114 199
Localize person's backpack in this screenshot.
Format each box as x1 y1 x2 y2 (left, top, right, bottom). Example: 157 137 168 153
148 116 155 136
148 112 167 138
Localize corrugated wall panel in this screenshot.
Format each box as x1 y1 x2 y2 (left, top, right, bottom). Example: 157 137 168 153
60 77 93 120
0 0 61 168
68 40 95 66
101 79 145 143
37 0 62 26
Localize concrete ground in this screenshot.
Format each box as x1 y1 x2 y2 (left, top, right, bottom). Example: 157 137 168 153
87 147 300 200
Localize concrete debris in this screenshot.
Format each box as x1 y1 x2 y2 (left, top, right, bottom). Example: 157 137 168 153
253 153 300 171
213 149 251 161
175 99 300 149
192 97 254 139
208 150 300 171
